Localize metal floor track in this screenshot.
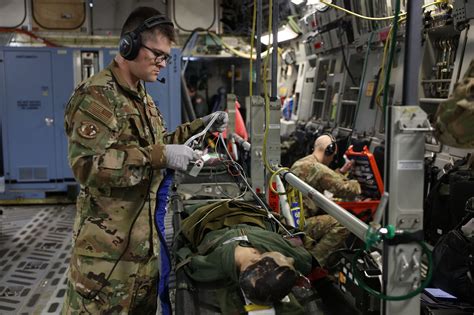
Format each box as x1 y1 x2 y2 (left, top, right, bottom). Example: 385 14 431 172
0 204 176 315
0 205 75 314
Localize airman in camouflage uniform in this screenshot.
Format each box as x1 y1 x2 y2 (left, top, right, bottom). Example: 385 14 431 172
291 135 361 266
434 59 474 149
61 7 228 315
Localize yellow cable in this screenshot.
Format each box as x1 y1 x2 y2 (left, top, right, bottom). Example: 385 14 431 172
375 16 407 108
262 0 288 195
375 26 393 107
264 0 446 201
208 32 273 60
287 188 295 205
269 167 290 195
319 0 396 21
320 0 446 21
373 1 449 106
261 0 292 200
319 0 448 107
265 0 449 213
244 304 273 312
264 0 444 198
259 0 292 199
298 191 305 228
375 30 392 107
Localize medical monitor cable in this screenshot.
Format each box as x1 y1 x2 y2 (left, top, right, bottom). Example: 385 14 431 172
215 136 248 183
219 134 294 237
184 113 220 147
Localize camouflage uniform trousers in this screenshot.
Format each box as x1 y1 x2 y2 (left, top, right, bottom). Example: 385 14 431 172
61 253 159 315
304 214 350 267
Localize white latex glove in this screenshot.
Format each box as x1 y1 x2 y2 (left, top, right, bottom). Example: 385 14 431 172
164 145 201 171
201 111 229 133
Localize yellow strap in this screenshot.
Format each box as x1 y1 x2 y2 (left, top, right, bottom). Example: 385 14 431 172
298 191 305 228
287 188 296 204
244 304 273 312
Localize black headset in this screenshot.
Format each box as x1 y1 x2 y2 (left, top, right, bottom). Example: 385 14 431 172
119 15 174 61
324 133 337 156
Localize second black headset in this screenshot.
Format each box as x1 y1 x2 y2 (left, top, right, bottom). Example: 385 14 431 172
119 15 174 61
324 134 337 156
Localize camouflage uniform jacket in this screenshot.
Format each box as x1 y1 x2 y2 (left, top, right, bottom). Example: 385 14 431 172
64 60 204 262
290 154 361 216
434 59 474 148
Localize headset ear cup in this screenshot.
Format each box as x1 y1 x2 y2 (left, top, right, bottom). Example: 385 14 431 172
119 32 141 60
119 33 133 60
324 134 337 156
325 143 335 156
131 32 141 59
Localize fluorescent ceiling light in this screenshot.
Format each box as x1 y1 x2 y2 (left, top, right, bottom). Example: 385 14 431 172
260 24 299 45
291 0 305 4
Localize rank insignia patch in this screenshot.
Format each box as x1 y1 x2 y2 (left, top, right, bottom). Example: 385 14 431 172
77 121 99 139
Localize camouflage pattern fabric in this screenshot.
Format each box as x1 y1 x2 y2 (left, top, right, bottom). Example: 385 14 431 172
63 60 204 312
291 154 361 217
61 253 158 314
304 215 350 266
291 154 360 266
434 59 474 149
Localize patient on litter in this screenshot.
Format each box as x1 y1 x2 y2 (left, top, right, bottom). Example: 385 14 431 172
175 200 315 314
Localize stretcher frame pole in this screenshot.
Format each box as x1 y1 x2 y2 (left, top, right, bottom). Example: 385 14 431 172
281 170 369 241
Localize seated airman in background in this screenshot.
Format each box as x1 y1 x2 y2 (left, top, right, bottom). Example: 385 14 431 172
291 134 361 267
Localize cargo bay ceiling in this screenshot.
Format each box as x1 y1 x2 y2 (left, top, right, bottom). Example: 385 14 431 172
0 0 296 45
